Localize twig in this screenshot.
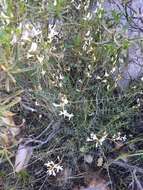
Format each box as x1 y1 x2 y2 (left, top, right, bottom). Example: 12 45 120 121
133 170 143 190
35 120 54 140
21 102 37 112
111 160 143 174
24 119 63 149
39 176 47 190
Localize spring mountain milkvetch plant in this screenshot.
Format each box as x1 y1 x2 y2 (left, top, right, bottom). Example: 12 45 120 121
0 0 143 189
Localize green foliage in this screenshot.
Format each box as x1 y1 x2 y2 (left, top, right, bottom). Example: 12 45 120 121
17 170 30 185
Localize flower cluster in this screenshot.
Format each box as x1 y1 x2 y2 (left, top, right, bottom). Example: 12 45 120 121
53 95 74 120
87 132 107 148
112 132 127 142
59 110 74 120
11 21 42 45
11 20 45 72
44 161 63 176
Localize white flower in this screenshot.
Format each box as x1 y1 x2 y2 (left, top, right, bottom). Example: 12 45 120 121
45 161 54 167
54 0 57 6
56 165 63 172
59 82 63 87
90 133 98 140
59 110 74 120
86 137 93 142
24 22 41 37
59 74 64 80
48 25 58 42
76 4 81 10
30 26 41 37
39 114 42 119
83 12 92 20
20 22 42 42
41 69 46 76
53 103 61 107
113 132 127 142
44 161 63 176
111 67 116 73
35 101 39 106
122 135 127 142
85 30 90 37
28 42 37 52
104 72 109 77
21 30 31 41
86 72 92 78
96 76 101 80
87 132 107 148
53 96 69 109
27 53 34 59
36 55 44 63
11 34 18 45
61 96 68 105
102 79 107 83
137 98 141 107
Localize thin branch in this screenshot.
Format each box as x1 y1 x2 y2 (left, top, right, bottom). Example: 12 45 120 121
35 120 54 140
24 119 63 149
111 160 143 174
